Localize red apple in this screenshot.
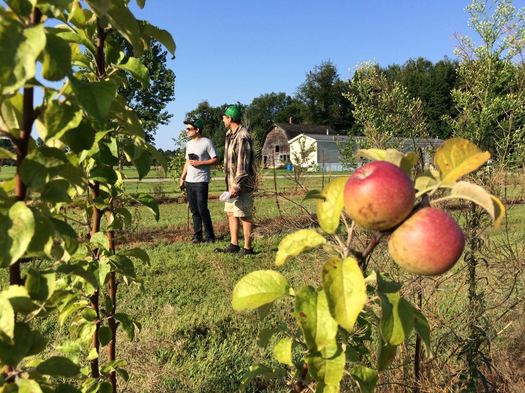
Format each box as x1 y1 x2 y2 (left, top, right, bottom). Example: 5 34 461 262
343 161 415 231
388 207 465 276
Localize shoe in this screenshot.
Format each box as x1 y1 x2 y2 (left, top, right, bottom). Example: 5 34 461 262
214 243 240 253
191 238 203 244
238 248 255 257
206 238 215 244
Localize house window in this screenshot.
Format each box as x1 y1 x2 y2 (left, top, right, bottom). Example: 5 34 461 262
275 145 280 152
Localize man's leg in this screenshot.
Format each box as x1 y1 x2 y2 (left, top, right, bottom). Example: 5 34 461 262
240 217 253 249
196 182 215 242
228 212 239 246
186 183 202 242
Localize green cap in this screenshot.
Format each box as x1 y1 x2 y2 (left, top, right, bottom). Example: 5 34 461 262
224 104 242 121
184 118 204 131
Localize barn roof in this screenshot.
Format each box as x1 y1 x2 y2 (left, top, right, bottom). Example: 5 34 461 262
265 123 335 141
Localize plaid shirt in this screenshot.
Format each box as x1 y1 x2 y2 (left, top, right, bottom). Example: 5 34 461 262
224 125 256 193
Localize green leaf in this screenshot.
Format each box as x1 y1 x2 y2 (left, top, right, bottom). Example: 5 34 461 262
0 91 23 131
414 172 440 193
5 0 33 16
322 256 367 332
0 295 15 340
232 270 290 311
275 229 326 266
272 337 293 366
240 364 287 392
350 365 378 393
295 286 338 352
107 5 143 55
115 313 136 341
120 248 150 265
117 56 149 87
376 339 397 371
69 76 117 123
377 274 414 346
25 270 56 302
141 22 176 56
42 33 71 81
98 326 112 347
90 165 118 184
98 259 111 286
315 383 340 393
434 138 491 185
0 147 15 160
135 0 145 8
42 100 83 141
41 179 72 203
81 308 97 322
413 308 431 357
316 177 347 234
0 322 33 365
434 181 505 228
2 285 37 314
17 378 43 393
52 218 79 255
307 344 346 385
0 202 35 267
0 20 46 94
90 232 110 251
133 149 151 180
109 255 136 279
134 194 159 221
358 148 418 176
61 120 97 153
37 356 80 377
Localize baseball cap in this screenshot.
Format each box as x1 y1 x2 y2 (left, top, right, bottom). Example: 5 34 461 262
224 104 242 121
184 118 204 131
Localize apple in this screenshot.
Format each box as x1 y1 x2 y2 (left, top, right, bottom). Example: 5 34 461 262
388 207 465 276
343 161 415 231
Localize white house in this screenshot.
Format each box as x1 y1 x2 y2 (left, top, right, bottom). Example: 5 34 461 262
288 133 349 171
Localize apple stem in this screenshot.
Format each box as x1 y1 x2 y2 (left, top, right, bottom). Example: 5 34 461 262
356 232 385 271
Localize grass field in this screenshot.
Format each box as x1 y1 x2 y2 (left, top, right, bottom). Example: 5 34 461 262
1 165 524 392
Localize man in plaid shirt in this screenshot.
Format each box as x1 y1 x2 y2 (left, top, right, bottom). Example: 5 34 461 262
215 104 257 256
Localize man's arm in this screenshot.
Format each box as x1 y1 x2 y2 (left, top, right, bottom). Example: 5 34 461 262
189 156 218 167
229 137 252 196
179 160 188 189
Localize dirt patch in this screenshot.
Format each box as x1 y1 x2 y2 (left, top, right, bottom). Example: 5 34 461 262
119 214 318 247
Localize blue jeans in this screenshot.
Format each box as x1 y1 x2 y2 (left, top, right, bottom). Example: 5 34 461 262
185 182 215 241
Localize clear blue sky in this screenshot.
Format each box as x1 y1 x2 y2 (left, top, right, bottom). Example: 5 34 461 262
130 0 525 150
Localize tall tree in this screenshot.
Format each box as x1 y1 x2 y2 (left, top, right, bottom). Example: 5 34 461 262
118 37 175 143
296 61 353 130
343 62 428 157
245 92 306 143
446 0 525 167
384 57 458 139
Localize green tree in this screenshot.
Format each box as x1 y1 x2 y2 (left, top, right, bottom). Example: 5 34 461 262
118 37 175 143
343 62 428 153
384 57 458 139
296 61 353 130
446 0 525 167
245 92 306 143
0 1 173 391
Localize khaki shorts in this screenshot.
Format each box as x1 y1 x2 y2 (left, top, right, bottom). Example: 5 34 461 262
224 192 254 218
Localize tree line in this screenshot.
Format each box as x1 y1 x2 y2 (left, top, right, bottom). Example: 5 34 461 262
168 57 459 161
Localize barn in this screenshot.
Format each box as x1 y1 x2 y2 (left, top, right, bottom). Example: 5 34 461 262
261 122 335 168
